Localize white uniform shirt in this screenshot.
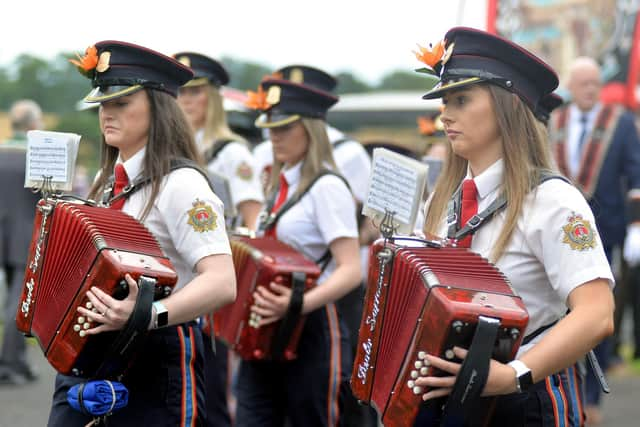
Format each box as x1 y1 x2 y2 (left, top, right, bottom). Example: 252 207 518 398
196 130 264 207
428 159 614 355
252 125 371 203
263 162 359 284
566 103 600 177
117 147 231 290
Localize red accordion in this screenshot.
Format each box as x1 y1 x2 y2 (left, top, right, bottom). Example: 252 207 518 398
352 238 529 427
16 199 177 377
214 236 320 361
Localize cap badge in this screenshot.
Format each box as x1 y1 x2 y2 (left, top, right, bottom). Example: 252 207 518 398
187 199 218 233
562 213 597 251
266 86 281 105
177 56 191 68
96 51 111 73
290 68 304 84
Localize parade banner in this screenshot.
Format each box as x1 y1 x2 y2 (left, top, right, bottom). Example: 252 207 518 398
487 0 640 109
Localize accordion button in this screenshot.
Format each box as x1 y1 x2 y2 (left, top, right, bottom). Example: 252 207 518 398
418 351 427 360
412 386 424 395
414 361 423 369
73 325 81 332
445 349 455 360
407 380 415 388
78 316 85 324
83 323 90 329
410 370 419 379
79 330 86 338
420 367 429 375
86 302 93 309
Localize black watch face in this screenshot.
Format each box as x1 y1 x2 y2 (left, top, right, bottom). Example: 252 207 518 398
157 311 169 327
520 371 533 391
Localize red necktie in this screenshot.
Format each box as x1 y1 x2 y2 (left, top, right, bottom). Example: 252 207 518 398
110 164 129 210
458 179 478 248
265 173 288 238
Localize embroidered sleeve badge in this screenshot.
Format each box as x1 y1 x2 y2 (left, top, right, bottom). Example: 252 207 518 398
236 161 253 181
562 213 597 250
187 199 218 233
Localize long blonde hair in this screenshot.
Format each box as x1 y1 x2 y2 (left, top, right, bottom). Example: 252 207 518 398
200 84 247 150
267 118 337 198
423 84 555 261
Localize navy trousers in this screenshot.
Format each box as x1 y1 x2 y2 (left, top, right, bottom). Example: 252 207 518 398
47 322 206 427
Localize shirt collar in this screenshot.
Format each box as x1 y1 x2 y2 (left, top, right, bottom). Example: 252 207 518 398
282 161 302 187
117 146 146 181
465 158 503 199
569 103 600 123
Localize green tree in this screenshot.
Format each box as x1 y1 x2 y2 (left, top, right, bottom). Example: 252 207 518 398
377 70 436 91
335 71 371 94
220 56 273 90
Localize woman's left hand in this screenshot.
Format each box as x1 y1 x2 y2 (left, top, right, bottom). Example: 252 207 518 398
414 347 517 401
251 282 292 326
76 274 139 334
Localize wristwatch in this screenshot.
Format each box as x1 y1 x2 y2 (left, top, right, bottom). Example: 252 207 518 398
508 360 533 393
152 301 169 329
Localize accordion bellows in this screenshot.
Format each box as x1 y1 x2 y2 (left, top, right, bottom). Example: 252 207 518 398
352 239 529 427
215 236 320 361
16 200 177 377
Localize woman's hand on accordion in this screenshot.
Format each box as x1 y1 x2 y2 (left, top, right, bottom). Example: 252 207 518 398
250 282 292 326
76 274 139 334
414 346 518 401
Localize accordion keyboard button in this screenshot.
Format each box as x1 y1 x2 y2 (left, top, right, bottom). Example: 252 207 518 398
73 325 81 332
412 386 423 395
414 361 423 369
78 316 85 324
79 330 86 338
83 323 90 329
86 302 93 309
410 370 419 379
407 380 415 388
420 367 428 375
445 349 455 360
418 351 427 360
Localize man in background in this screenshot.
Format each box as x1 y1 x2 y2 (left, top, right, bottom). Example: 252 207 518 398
549 57 640 425
0 99 43 385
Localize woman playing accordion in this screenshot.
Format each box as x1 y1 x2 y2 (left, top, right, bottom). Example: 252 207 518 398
411 27 614 426
46 40 236 426
233 78 361 426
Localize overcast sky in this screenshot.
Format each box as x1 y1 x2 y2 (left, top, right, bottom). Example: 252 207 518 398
1 0 486 84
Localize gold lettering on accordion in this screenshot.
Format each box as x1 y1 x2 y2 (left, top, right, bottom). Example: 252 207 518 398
357 247 391 385
29 208 50 273
21 278 35 317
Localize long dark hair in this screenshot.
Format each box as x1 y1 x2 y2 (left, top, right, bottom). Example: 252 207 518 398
88 89 203 219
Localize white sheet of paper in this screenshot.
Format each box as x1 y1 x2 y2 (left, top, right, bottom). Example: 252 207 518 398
25 130 81 192
363 148 428 235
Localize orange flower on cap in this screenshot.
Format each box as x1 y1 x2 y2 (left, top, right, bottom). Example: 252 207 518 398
69 45 99 78
245 85 271 111
414 40 445 68
417 116 437 136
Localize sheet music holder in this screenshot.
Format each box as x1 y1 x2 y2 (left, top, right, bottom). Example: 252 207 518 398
25 130 81 192
363 147 428 235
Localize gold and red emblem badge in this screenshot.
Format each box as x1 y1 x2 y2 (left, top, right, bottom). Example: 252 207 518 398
187 199 218 233
236 161 253 181
562 213 597 251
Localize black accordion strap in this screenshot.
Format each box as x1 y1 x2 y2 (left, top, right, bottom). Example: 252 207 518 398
446 169 569 243
203 138 235 163
270 271 307 359
440 316 500 427
258 169 351 234
104 158 213 206
93 276 156 379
